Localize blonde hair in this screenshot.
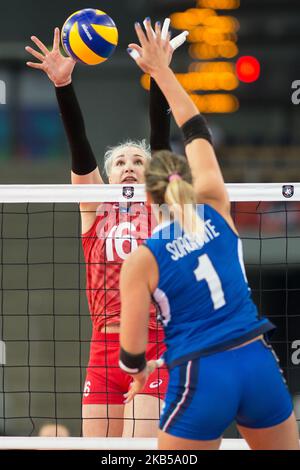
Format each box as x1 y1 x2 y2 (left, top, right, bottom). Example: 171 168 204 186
104 139 151 177
145 151 204 240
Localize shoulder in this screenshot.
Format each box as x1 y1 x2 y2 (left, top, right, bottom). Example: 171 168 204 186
124 245 156 271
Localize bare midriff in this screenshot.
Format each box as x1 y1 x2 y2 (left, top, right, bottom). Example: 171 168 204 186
100 323 121 334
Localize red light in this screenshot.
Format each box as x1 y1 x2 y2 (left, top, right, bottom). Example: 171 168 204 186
236 56 260 83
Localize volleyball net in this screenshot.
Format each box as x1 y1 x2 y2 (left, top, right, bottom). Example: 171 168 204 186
0 183 299 450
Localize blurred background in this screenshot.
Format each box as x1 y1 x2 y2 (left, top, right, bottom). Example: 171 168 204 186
0 0 299 438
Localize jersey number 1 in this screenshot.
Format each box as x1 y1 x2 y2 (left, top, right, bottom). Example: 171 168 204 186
194 254 226 310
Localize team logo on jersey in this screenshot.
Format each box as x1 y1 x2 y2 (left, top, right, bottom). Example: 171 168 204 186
123 186 134 199
282 185 294 198
149 379 163 389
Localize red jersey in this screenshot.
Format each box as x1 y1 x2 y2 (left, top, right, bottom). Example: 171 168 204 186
82 202 160 331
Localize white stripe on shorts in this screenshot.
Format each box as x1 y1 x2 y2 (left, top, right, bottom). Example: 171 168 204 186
162 360 192 433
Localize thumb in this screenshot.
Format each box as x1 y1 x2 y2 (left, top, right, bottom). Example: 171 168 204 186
147 360 159 374
127 45 141 60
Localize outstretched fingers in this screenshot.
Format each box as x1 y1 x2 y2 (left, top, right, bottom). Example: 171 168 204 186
143 18 156 39
170 31 189 51
26 62 45 70
144 18 159 45
161 18 170 41
134 22 148 49
154 21 162 44
53 27 60 51
25 46 45 62
30 35 49 55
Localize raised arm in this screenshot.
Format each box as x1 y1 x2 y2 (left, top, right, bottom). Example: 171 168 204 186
55 83 102 185
26 27 103 233
130 20 231 219
149 78 171 152
26 28 103 186
129 19 188 153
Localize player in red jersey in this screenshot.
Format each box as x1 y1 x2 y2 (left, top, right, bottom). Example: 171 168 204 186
25 22 185 437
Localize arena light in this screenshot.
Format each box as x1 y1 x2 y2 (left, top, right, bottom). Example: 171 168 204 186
197 0 240 9
189 43 217 59
218 41 239 58
145 1 240 113
140 74 151 91
190 93 239 113
170 8 216 30
203 16 240 33
203 28 227 46
189 61 235 73
220 72 239 90
236 56 261 83
169 12 194 31
187 26 205 43
189 41 238 59
188 27 237 44
187 7 217 23
176 72 238 91
141 72 238 92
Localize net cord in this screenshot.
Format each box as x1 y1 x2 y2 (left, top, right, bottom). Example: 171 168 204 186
0 437 253 450
0 183 298 202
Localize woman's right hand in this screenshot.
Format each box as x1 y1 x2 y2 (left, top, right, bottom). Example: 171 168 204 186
25 27 76 87
128 19 172 78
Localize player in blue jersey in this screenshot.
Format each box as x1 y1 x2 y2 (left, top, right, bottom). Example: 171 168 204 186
118 19 300 450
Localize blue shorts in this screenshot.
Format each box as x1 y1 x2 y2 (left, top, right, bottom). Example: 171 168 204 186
159 339 293 441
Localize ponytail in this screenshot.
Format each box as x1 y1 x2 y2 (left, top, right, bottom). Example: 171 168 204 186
145 151 204 242
164 177 204 242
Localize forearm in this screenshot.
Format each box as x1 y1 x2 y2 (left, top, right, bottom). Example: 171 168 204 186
55 84 99 177
120 258 151 355
150 78 171 151
120 318 149 355
152 67 199 128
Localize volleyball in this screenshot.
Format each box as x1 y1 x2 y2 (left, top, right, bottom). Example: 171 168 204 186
61 9 118 65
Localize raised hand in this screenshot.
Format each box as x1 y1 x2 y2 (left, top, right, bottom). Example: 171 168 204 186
26 28 76 87
128 18 188 71
128 19 172 77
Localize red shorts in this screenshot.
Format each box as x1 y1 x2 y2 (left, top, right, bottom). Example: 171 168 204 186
83 329 168 405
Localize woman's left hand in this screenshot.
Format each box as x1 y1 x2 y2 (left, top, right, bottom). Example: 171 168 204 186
123 360 159 404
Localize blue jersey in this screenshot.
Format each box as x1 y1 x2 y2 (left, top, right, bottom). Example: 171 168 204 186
144 204 275 369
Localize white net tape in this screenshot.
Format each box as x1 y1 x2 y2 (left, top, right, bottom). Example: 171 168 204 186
0 183 298 202
0 437 250 450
